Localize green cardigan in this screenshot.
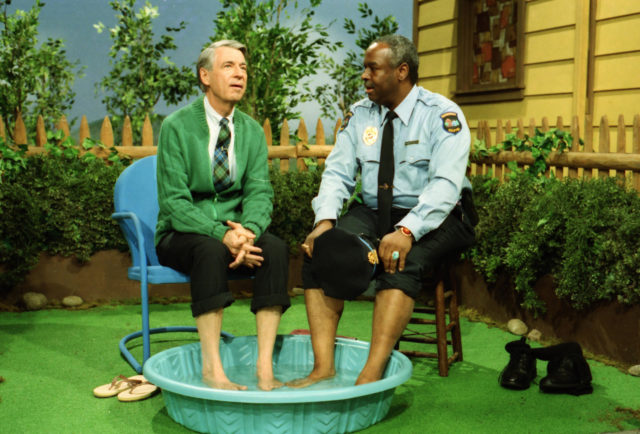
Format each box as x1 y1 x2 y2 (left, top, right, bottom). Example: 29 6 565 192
155 96 273 245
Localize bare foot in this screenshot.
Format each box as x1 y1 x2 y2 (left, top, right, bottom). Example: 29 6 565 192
257 376 284 391
203 375 248 391
286 371 335 389
355 373 379 386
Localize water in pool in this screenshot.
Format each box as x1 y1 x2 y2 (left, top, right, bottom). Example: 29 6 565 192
181 365 361 391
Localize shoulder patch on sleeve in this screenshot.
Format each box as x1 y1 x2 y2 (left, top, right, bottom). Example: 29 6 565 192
339 111 353 132
440 112 462 134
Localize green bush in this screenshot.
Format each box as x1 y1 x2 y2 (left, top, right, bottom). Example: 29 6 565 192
269 166 323 255
471 173 640 313
0 144 129 293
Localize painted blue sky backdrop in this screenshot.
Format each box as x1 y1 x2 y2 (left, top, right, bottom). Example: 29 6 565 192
12 0 412 127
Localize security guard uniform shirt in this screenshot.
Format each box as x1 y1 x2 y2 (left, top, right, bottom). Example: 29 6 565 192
312 85 472 241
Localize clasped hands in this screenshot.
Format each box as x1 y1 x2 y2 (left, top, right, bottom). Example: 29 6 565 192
301 220 412 274
222 220 263 269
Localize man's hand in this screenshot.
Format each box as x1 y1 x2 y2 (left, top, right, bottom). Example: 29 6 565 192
223 220 263 269
301 219 334 258
378 229 413 274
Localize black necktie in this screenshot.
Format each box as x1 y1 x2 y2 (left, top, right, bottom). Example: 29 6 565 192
377 110 397 236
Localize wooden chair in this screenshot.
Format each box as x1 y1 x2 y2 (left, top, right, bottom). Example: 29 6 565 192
396 262 463 376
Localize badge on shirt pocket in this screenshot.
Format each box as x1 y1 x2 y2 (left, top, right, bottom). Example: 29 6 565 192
362 126 378 146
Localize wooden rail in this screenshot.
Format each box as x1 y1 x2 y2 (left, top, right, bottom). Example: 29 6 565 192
2 111 640 190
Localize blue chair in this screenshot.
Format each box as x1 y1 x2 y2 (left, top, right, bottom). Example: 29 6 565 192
112 155 237 373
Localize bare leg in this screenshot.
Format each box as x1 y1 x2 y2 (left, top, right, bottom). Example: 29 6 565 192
287 289 344 388
355 289 414 385
196 309 247 390
255 305 284 391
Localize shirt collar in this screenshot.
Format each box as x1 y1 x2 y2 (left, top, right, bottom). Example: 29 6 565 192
388 85 418 126
203 95 234 124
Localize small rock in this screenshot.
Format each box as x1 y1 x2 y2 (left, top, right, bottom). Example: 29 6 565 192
527 329 542 342
628 365 640 377
23 292 47 310
62 295 83 307
507 318 528 336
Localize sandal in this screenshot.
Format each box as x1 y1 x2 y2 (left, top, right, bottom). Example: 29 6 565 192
93 374 145 398
117 377 158 402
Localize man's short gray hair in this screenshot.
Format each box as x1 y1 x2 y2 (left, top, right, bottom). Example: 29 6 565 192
373 34 419 85
196 40 247 92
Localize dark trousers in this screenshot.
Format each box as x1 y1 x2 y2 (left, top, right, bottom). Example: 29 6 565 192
303 204 475 299
156 231 290 317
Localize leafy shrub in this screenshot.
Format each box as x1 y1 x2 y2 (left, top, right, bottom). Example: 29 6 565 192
471 172 640 313
0 141 129 293
269 166 323 255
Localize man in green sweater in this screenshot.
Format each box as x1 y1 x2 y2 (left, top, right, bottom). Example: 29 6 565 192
155 40 290 391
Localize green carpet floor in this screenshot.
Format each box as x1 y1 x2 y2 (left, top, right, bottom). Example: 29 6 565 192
1 296 639 433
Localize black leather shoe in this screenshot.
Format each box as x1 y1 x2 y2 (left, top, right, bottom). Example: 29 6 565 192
535 342 593 396
499 337 537 390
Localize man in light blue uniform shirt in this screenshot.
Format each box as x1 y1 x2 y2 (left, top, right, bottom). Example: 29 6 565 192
288 35 476 388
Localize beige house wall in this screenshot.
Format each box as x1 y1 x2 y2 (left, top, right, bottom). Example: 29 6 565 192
414 0 640 149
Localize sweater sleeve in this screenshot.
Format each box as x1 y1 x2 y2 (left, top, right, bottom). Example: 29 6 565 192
239 125 273 239
156 117 228 241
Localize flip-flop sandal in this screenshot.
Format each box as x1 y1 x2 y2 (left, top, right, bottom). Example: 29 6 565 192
93 374 145 398
117 377 158 402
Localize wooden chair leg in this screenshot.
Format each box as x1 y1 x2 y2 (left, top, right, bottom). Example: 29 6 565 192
448 265 463 362
397 262 463 377
434 278 449 376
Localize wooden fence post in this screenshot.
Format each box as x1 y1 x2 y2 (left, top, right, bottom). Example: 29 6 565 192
56 116 70 142
494 119 504 181
617 115 626 181
316 119 327 166
79 115 90 144
100 116 114 147
296 118 309 171
122 116 133 147
569 115 580 179
263 119 273 167
14 112 27 145
0 116 5 142
583 114 593 179
141 115 153 147
599 115 610 179
333 118 341 144
35 115 46 147
280 119 291 172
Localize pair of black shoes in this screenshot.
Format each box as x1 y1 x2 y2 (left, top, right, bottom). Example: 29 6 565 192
499 337 593 395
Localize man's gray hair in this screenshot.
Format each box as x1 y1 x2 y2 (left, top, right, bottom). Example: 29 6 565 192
196 40 247 92
374 35 419 84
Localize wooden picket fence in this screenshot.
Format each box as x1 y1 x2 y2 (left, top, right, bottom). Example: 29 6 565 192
2 111 640 190
470 114 640 191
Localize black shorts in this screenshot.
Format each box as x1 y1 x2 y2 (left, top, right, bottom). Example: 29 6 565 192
302 205 475 299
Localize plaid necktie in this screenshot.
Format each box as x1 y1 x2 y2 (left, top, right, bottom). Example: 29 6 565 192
377 110 397 236
213 117 232 192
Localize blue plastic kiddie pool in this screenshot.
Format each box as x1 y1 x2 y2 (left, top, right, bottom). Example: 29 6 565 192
143 334 412 433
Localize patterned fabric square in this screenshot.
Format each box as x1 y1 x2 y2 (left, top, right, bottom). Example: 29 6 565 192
213 117 232 192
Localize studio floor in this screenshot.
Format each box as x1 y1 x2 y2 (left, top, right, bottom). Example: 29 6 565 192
1 296 639 433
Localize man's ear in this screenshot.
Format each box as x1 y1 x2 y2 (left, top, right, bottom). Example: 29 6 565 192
396 62 409 82
199 67 211 87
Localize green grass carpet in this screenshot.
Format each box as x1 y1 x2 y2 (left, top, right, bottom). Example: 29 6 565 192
1 296 639 433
